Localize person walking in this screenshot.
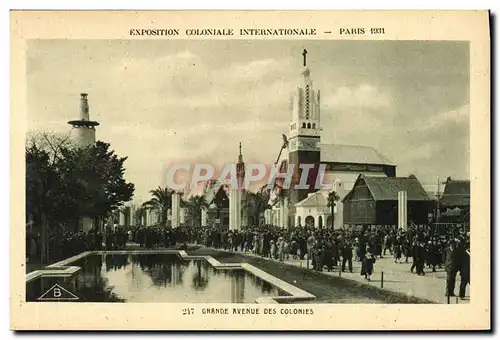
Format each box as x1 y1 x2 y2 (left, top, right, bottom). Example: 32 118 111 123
307 233 316 260
459 245 470 300
393 237 402 263
341 240 353 273
416 242 427 276
443 238 461 297
410 240 418 273
383 233 390 256
361 248 376 281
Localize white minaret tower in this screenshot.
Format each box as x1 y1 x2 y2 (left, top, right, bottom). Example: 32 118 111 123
289 49 321 146
68 93 100 232
68 93 100 147
288 49 322 212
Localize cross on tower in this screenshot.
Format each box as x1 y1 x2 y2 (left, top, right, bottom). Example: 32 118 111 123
302 49 307 67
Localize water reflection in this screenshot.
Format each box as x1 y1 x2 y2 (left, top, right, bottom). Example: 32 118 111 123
191 261 209 291
27 254 288 303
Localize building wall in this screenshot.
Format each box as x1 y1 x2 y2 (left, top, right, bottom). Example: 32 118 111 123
376 201 432 226
341 178 377 225
296 205 330 228
343 200 377 225
71 126 96 147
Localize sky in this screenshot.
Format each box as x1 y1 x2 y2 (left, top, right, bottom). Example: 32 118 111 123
27 40 470 201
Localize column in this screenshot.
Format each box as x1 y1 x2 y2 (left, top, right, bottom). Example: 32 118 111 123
398 190 408 230
130 205 135 226
180 208 186 225
279 200 284 228
241 198 248 228
229 188 242 230
172 192 180 229
280 197 289 229
264 209 271 225
201 208 207 226
119 211 125 226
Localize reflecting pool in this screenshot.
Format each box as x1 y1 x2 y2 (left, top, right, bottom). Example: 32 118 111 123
26 254 289 303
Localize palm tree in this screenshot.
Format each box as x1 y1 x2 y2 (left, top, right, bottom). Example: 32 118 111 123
187 194 209 227
327 190 340 230
142 186 174 227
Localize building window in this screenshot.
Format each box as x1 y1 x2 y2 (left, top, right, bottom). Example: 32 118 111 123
302 122 306 128
307 123 311 129
312 123 316 129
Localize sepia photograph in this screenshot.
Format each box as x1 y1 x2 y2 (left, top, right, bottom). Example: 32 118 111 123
24 38 471 304
10 10 490 331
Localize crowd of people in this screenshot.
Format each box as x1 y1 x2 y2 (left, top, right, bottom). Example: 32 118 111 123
98 221 471 300
187 223 470 299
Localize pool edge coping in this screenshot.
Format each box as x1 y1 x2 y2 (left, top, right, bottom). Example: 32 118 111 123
26 250 316 304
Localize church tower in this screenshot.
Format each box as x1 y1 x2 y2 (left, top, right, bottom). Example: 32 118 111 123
288 49 322 210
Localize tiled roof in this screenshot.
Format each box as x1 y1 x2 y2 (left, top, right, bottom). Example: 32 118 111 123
296 192 328 207
343 175 431 202
440 180 470 207
363 176 431 201
320 144 394 165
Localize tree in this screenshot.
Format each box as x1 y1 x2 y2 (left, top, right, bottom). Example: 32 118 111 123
82 141 135 220
26 133 135 264
327 190 340 229
187 194 209 228
142 186 174 227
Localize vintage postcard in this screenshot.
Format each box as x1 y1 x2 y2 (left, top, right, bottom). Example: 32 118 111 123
10 10 490 331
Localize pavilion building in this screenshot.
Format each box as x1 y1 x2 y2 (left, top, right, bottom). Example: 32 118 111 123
267 50 398 229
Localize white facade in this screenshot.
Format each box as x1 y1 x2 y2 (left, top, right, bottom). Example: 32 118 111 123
295 192 331 228
229 188 242 230
288 66 321 152
171 192 181 228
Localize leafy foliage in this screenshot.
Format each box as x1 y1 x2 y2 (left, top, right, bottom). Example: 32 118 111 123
26 132 135 263
186 194 209 227
327 190 340 228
